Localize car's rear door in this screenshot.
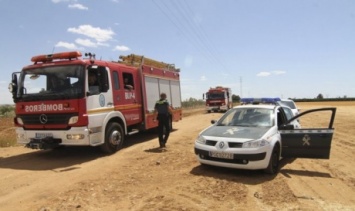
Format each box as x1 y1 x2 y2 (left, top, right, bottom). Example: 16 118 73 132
279 107 336 159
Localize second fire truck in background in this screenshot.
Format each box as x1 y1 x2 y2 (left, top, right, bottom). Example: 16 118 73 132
203 86 232 113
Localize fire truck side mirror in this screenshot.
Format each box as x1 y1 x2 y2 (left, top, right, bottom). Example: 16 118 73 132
9 72 19 102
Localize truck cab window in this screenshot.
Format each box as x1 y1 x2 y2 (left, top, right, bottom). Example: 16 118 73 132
123 73 134 90
87 66 109 95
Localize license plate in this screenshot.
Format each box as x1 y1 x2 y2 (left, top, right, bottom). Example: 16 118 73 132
35 133 53 139
209 151 233 159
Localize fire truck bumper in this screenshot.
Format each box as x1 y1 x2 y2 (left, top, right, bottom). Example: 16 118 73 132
15 127 98 149
206 106 219 112
206 105 228 112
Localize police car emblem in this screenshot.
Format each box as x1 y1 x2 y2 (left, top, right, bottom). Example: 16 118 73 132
219 141 225 149
302 134 311 146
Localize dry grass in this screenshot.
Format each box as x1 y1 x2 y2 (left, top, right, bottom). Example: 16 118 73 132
0 117 16 147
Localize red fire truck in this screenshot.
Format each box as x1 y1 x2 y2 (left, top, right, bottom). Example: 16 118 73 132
8 51 182 154
203 86 232 113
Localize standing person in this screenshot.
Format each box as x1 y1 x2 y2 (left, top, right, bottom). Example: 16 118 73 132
154 93 173 148
88 72 98 86
124 77 133 90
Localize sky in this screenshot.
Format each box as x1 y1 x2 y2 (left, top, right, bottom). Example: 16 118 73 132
1 0 354 104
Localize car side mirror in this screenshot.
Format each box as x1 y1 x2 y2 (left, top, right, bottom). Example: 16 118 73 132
279 124 294 130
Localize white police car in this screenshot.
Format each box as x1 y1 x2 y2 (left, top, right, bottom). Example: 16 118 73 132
194 98 336 174
278 98 300 116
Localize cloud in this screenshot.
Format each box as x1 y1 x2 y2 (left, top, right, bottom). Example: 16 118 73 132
68 4 88 10
257 72 271 77
113 45 130 51
68 25 115 43
55 41 78 50
75 38 97 47
256 70 286 77
200 75 207 81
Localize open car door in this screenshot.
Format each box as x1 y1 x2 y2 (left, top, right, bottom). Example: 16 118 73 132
279 107 336 159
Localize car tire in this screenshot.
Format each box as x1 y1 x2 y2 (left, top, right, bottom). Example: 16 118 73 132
100 122 124 154
264 145 280 174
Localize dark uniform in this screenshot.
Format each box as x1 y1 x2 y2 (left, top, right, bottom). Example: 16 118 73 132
154 98 171 148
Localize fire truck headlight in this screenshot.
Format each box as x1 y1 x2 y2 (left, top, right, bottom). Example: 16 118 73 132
67 134 85 140
16 117 24 125
68 116 79 125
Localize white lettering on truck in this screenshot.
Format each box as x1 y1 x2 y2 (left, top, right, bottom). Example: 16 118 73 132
25 104 64 112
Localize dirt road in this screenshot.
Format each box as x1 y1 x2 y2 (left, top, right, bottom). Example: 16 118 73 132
0 102 354 211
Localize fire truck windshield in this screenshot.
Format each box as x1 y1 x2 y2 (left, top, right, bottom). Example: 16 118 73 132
16 65 85 102
207 92 225 100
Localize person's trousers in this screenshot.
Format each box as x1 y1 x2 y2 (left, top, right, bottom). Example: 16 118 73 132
157 114 170 145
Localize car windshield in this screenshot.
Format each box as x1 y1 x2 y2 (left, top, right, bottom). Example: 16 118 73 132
217 107 274 127
206 92 225 99
16 65 85 102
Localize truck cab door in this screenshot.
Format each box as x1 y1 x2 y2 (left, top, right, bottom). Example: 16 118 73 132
111 70 142 126
279 107 336 159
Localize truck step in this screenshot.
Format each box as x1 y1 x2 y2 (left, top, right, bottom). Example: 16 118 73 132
128 129 139 136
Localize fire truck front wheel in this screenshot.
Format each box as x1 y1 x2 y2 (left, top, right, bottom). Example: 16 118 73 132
101 122 124 154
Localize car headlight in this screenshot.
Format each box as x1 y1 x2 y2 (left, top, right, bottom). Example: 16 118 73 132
196 135 206 144
242 139 269 148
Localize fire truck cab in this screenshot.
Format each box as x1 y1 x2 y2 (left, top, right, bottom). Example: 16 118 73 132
203 86 232 113
9 51 182 154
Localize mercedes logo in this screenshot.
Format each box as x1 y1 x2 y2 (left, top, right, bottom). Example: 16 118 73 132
219 141 225 149
39 114 48 124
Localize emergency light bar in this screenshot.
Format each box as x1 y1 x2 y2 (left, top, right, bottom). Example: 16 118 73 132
31 51 82 63
241 97 281 104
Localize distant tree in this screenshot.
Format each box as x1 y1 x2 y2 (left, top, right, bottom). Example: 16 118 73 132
316 93 324 99
182 97 205 108
232 94 240 103
0 105 14 116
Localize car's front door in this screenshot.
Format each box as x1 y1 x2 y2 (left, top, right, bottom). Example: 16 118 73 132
279 108 336 159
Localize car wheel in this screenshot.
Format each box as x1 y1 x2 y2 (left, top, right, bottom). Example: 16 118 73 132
101 122 124 154
264 146 280 174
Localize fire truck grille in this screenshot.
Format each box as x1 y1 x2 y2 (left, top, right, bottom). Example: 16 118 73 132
210 102 220 106
18 113 78 125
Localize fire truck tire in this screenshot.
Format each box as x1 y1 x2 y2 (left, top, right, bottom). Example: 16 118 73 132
101 122 124 154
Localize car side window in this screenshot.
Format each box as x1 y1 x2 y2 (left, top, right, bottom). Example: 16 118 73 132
283 107 293 120
277 108 288 126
